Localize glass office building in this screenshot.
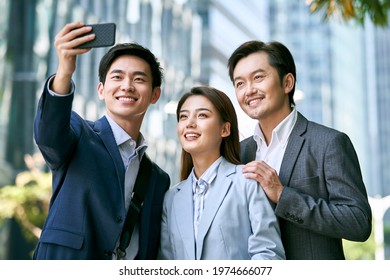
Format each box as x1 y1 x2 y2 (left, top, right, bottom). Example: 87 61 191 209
0 0 204 185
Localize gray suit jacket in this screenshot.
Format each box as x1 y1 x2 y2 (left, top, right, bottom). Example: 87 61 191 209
240 112 372 259
159 158 285 260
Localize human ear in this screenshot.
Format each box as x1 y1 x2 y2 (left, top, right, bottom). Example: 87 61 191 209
221 122 231 138
150 87 161 104
97 82 105 100
283 73 294 93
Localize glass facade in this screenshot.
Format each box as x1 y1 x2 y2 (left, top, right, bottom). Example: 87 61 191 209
375 25 390 197
0 0 205 185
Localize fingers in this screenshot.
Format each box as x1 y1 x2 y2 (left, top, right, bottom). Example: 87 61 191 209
55 22 95 53
242 160 282 203
242 160 267 182
242 160 271 174
54 22 96 79
50 22 96 94
243 161 278 183
56 22 85 37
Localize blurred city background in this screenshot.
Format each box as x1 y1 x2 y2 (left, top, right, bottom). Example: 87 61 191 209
0 0 389 259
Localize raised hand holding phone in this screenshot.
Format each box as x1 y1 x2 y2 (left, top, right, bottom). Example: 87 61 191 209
52 22 95 94
51 22 116 94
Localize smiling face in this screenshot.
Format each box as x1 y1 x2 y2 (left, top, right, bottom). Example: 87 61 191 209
97 55 160 131
232 51 292 125
177 95 230 163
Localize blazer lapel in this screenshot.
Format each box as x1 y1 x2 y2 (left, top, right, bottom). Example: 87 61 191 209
93 116 125 193
173 181 196 259
279 112 307 185
196 159 234 259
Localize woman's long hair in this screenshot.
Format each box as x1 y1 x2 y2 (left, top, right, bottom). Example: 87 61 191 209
176 86 241 181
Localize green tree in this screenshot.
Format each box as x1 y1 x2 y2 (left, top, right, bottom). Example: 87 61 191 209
308 0 390 26
0 154 51 243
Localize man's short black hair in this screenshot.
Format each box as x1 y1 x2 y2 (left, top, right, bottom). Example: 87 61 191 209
98 43 163 88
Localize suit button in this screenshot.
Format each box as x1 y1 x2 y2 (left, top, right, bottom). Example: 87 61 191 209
116 216 123 223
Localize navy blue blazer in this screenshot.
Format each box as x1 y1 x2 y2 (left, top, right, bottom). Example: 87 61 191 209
240 112 371 260
33 79 170 259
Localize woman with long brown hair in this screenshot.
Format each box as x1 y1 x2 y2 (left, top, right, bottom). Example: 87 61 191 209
159 86 285 260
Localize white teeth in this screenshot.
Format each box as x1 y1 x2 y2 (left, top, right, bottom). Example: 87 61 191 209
248 98 261 106
118 97 136 101
185 133 199 138
248 100 256 105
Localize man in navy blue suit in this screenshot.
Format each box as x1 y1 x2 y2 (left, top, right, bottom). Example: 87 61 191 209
33 22 170 259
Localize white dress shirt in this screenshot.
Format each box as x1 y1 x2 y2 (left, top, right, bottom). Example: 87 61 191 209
254 109 297 174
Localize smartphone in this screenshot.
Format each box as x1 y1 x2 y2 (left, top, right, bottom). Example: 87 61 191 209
76 23 116 49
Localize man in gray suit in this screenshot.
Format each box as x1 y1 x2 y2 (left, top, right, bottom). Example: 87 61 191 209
227 40 372 259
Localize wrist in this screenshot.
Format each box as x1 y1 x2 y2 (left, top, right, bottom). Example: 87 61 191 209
51 71 73 94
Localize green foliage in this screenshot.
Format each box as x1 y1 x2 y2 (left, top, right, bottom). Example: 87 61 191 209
0 154 51 242
344 221 390 259
343 231 376 260
308 0 390 27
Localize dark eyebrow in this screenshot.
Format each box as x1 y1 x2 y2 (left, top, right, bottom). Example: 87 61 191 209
233 68 265 83
133 71 148 77
179 108 212 114
109 69 148 77
109 69 124 75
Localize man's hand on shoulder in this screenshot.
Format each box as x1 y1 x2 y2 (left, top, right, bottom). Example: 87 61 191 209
242 160 283 203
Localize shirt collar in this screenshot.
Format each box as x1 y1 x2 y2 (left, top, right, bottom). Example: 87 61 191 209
191 156 223 193
105 114 148 152
253 108 297 148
